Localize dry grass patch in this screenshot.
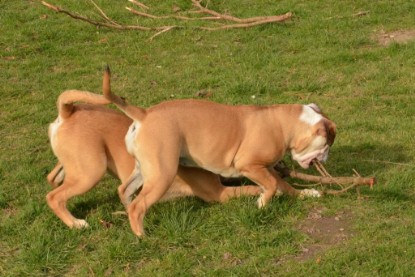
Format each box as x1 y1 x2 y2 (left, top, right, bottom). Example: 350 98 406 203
376 29 415 46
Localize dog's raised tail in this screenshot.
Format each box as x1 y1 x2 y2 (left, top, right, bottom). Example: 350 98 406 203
103 65 146 121
57 90 111 119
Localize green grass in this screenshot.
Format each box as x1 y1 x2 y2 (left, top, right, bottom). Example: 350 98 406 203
1 0 415 275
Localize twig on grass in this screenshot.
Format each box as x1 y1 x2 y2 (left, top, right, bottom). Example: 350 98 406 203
190 0 292 24
149 26 176 41
196 14 292 31
128 0 150 11
126 0 293 27
126 6 221 21
325 10 369 20
41 1 169 31
41 1 292 39
274 161 376 196
89 0 121 27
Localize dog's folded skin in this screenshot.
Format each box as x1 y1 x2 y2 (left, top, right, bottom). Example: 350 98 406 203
47 89 262 229
102 67 337 236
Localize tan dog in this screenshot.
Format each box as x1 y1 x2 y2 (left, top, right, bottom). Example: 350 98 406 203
101 67 337 236
47 90 261 229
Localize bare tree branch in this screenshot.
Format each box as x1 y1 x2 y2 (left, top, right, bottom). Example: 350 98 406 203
190 0 290 24
149 26 175 41
197 13 292 31
41 1 292 39
128 0 150 11
89 0 120 26
274 161 376 196
126 6 221 21
41 1 176 31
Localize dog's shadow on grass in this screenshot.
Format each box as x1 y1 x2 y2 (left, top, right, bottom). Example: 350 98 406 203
330 142 414 202
329 142 410 174
70 188 123 222
69 185 212 226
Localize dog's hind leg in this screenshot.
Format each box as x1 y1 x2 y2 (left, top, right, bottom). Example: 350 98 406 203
169 167 262 202
127 175 173 236
118 161 143 208
218 185 262 202
46 166 106 229
125 127 181 236
127 157 177 236
47 162 65 188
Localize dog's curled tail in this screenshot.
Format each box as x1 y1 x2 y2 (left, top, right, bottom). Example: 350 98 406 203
102 65 146 121
57 90 111 119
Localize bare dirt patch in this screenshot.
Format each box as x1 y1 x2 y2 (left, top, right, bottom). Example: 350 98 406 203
2 206 17 218
295 207 354 262
376 29 415 46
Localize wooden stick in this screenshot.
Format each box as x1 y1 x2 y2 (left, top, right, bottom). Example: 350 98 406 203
222 163 375 196
274 163 376 188
128 0 150 10
126 6 221 21
314 160 331 177
148 26 175 41
191 0 289 24
89 0 120 26
42 1 292 37
41 1 174 31
126 4 292 30
314 160 344 189
198 13 292 31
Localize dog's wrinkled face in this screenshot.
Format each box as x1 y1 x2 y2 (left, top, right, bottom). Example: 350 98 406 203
291 104 336 169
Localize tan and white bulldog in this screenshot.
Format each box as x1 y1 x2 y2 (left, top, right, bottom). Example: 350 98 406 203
47 90 261 229
102 67 337 236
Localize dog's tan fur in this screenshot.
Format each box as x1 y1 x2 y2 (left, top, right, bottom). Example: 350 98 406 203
47 90 261 229
101 67 337 236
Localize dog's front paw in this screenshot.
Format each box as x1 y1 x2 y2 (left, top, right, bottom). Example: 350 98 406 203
257 194 266 208
72 219 90 229
298 188 321 199
275 189 284 197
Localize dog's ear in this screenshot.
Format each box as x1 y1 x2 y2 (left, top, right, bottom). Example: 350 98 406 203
325 120 336 146
315 120 336 146
307 103 321 113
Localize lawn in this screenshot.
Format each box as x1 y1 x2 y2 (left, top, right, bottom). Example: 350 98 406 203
1 0 414 276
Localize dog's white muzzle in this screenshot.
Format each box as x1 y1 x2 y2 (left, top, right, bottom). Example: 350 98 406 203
292 145 329 169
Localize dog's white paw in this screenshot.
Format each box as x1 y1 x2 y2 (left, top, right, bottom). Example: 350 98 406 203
299 189 321 199
275 189 284 197
72 219 89 229
257 195 265 208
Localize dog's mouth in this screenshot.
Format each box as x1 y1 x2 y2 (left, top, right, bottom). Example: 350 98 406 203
298 156 317 169
293 145 329 169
